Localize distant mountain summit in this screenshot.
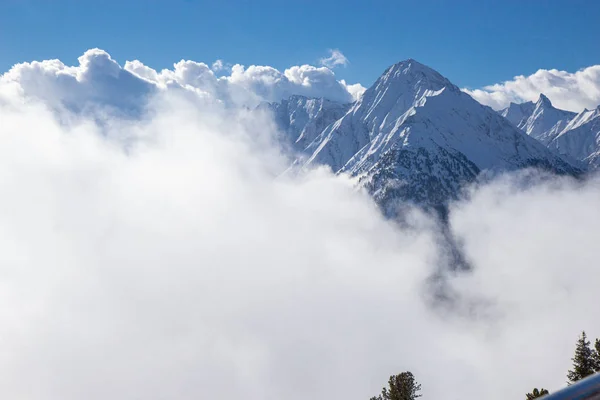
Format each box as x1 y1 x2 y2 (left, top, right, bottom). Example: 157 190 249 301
261 95 350 152
500 95 600 169
547 105 600 168
501 100 535 128
500 94 576 144
266 60 583 213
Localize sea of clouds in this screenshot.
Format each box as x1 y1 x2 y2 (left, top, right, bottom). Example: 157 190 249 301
0 50 599 400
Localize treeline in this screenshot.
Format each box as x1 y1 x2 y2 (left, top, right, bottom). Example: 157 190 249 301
371 331 600 400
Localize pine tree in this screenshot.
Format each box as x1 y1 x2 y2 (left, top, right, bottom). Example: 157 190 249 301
526 388 549 399
594 338 600 372
567 331 596 384
370 372 422 400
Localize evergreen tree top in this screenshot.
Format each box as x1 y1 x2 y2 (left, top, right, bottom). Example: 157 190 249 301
567 331 596 384
371 371 422 400
593 338 600 372
526 388 549 399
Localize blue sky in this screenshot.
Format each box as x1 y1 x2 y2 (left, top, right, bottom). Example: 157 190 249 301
1 0 599 89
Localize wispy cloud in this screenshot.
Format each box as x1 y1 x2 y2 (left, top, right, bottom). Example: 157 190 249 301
319 48 349 69
211 59 226 72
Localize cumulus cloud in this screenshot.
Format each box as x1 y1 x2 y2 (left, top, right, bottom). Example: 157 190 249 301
0 49 363 111
319 49 349 69
0 72 599 400
464 64 600 112
0 49 155 114
341 79 367 101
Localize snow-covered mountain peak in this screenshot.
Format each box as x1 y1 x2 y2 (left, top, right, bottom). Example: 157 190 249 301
267 61 583 211
537 93 552 107
565 106 600 130
504 93 577 144
548 105 600 168
500 101 535 126
385 58 445 77
502 95 600 170
375 58 457 95
292 61 581 210
299 59 460 172
263 94 351 152
349 59 459 136
530 93 564 117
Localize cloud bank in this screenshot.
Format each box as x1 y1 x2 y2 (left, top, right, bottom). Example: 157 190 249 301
9 48 599 114
464 64 600 112
0 49 365 112
0 53 599 400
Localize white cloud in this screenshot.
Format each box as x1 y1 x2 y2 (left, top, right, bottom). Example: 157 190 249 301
340 79 367 101
0 74 599 400
211 59 225 72
319 49 349 69
282 64 359 102
464 64 600 112
0 49 363 110
0 49 155 114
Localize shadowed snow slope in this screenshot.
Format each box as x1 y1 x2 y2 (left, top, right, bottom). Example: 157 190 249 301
500 101 535 127
260 95 351 152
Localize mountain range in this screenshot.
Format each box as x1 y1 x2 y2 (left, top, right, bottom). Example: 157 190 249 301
501 96 600 168
264 59 596 213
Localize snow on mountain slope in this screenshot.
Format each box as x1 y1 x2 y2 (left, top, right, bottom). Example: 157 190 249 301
292 60 580 209
302 59 454 172
261 95 350 152
500 101 534 127
548 106 600 168
502 95 600 169
500 94 576 144
561 105 600 132
520 95 576 143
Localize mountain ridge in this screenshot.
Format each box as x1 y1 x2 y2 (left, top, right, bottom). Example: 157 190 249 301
500 94 577 144
265 59 585 211
500 95 600 169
